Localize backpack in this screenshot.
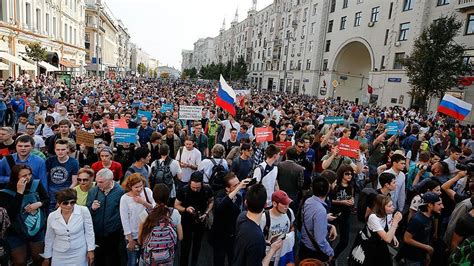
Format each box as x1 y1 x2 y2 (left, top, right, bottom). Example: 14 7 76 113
142 220 178 265
150 158 175 191
262 209 293 240
0 207 11 263
208 158 228 192
449 236 474 266
356 187 378 222
1 179 45 237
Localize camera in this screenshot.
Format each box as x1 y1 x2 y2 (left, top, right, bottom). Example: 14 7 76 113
416 164 431 172
456 163 474 173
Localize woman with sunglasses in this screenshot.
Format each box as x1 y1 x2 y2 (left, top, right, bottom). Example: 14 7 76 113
0 164 49 266
332 165 355 260
43 189 95 266
74 167 96 206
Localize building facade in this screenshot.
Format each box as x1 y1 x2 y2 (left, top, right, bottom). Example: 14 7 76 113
130 42 150 76
181 49 193 71
116 19 130 76
184 0 474 121
0 0 86 78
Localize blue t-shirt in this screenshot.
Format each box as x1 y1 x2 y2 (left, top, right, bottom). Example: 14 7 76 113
46 156 79 209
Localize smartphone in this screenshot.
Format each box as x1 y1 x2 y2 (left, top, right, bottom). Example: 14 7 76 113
270 233 285 244
248 178 257 186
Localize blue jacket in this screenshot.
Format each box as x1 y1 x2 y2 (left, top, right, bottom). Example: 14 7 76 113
137 126 153 147
86 182 124 236
0 153 48 190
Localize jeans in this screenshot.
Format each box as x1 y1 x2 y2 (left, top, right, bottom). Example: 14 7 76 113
0 109 5 126
334 212 350 258
180 219 205 266
126 244 140 266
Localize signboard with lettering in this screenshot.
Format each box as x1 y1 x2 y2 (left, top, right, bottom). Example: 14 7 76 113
338 138 360 158
386 122 399 135
160 103 174 113
114 128 138 143
255 127 274 143
106 118 128 133
388 77 402 83
179 106 203 120
324 116 345 125
76 130 95 147
137 110 152 121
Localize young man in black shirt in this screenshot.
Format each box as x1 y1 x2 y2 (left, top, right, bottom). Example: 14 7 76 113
211 173 250 266
403 192 444 265
233 183 282 266
175 171 214 266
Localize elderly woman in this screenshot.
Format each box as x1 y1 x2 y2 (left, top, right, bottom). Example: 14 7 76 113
91 147 123 182
0 164 49 266
74 167 96 206
43 189 95 266
120 173 155 266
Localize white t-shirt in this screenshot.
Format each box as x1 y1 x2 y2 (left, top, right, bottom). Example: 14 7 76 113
259 209 295 260
119 187 155 239
410 194 423 212
33 135 45 149
197 158 229 183
221 120 240 143
175 147 201 182
367 213 393 232
150 158 182 198
253 162 278 207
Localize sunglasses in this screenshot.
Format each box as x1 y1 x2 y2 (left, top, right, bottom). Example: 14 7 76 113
77 178 89 182
61 200 76 206
297 145 304 148
344 172 353 176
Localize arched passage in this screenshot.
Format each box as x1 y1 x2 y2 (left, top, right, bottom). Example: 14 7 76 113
332 41 372 104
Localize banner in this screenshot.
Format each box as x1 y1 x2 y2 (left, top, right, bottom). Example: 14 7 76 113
196 93 205 101
386 122 399 135
274 141 293 155
106 118 128 133
324 116 345 125
137 110 152 121
234 89 251 96
179 105 203 120
255 127 274 143
76 130 95 147
160 103 174 113
114 128 138 143
338 138 360 158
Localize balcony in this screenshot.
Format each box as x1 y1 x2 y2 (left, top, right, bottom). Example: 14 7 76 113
458 0 474 12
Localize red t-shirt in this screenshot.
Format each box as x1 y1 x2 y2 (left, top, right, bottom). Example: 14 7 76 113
91 161 123 181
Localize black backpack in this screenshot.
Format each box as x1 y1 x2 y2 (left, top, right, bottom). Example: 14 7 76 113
208 158 228 192
150 157 175 191
263 209 293 240
356 187 378 222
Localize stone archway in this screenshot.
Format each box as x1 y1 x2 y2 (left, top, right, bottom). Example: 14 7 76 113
332 40 373 104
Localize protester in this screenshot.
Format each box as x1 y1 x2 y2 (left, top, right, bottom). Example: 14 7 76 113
0 164 49 266
74 167 95 206
43 189 95 266
253 144 280 207
91 147 123 182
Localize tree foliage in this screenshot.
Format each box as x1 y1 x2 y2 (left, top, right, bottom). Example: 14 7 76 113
25 42 47 62
401 15 468 109
197 56 248 81
137 62 147 76
182 67 198 79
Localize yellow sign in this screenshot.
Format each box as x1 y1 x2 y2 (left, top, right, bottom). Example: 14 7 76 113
332 80 339 88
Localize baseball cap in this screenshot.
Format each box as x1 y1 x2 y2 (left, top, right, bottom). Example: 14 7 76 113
420 192 441 206
272 190 293 205
287 129 294 136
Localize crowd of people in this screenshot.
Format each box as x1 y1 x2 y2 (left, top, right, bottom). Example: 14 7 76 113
0 73 473 266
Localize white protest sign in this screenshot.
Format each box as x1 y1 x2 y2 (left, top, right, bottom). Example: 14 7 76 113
179 105 203 120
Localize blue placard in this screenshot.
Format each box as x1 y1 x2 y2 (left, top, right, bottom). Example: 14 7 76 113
386 122 399 135
114 128 137 143
160 103 174 113
137 110 152 121
388 77 402 83
324 116 345 125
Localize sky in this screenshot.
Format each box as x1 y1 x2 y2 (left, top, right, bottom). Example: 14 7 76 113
107 0 274 70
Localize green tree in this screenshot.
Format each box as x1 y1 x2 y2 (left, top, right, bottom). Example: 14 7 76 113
137 62 147 76
25 42 47 73
401 15 468 110
232 56 249 81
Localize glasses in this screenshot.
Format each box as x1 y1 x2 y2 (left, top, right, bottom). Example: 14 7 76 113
77 178 89 182
61 200 76 206
280 133 287 135
344 172 353 176
297 145 304 148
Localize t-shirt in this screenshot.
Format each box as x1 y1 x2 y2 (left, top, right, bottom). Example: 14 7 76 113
175 147 201 183
367 213 393 232
404 211 433 262
197 158 228 183
232 157 253 181
321 154 353 172
233 212 266 266
176 184 213 220
253 162 278 206
259 209 295 241
454 213 474 239
332 183 353 214
46 156 79 209
221 120 240 143
150 158 182 198
74 184 95 206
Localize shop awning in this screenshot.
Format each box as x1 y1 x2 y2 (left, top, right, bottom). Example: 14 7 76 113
0 62 8 70
59 59 79 68
0 52 36 70
38 61 59 72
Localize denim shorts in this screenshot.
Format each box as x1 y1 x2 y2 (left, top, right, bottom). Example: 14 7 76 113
6 231 45 250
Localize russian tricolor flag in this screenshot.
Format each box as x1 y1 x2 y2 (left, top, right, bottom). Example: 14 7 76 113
216 75 237 116
437 94 472 120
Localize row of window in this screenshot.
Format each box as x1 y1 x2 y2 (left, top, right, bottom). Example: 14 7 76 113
330 0 450 13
